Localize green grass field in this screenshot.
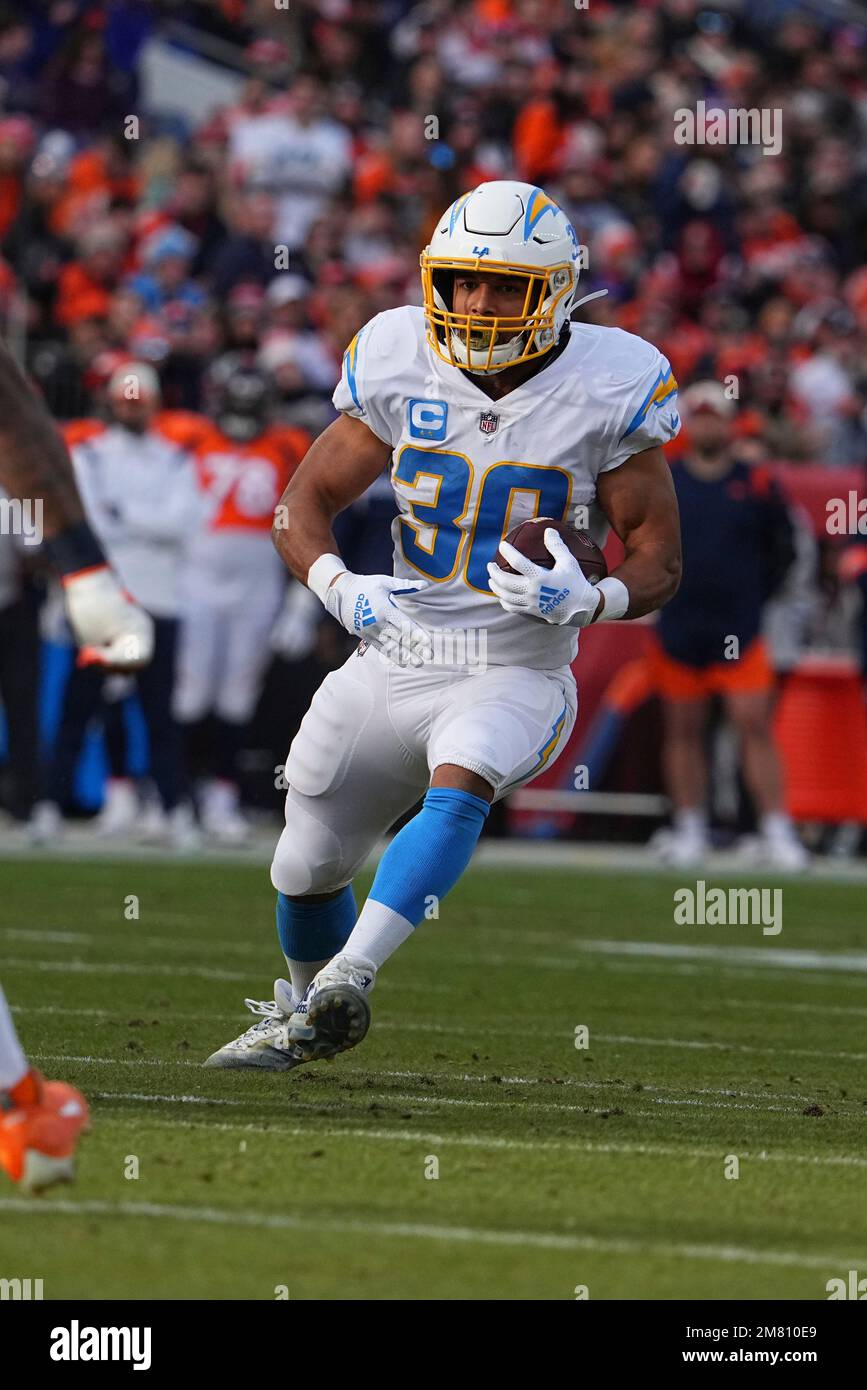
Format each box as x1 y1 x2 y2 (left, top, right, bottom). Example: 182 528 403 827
1 856 866 1300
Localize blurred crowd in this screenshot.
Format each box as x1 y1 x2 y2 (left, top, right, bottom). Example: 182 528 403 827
0 0 862 459
0 0 865 848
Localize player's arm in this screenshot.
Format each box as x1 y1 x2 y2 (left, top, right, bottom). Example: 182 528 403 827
594 444 682 620
0 342 86 536
272 413 430 663
0 341 153 667
271 413 391 583
488 445 681 627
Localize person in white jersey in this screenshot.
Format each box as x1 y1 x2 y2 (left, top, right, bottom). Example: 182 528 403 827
206 180 683 1073
32 363 202 846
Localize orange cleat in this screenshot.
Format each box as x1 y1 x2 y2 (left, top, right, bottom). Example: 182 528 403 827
0 1069 89 1194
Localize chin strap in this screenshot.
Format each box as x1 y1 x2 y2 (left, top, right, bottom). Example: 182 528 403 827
570 289 609 313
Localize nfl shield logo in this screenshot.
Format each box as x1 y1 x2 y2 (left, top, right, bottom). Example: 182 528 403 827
479 410 499 435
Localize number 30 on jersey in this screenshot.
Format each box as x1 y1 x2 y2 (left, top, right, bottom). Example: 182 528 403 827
392 445 572 594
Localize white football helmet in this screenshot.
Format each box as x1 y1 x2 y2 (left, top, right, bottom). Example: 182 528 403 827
420 180 582 374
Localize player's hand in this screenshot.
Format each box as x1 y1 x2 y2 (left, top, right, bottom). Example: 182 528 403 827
62 565 155 670
486 527 603 628
324 570 433 667
270 582 321 661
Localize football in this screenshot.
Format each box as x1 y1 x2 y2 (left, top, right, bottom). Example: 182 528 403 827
494 516 608 584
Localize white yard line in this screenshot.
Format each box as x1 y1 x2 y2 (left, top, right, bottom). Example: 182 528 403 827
14 999 867 1047
86 1100 867 1169
0 1195 861 1271
30 1010 867 1064
0 927 274 955
366 1089 804 1117
572 939 867 972
595 1033 867 1061
0 957 450 993
0 957 249 981
6 941 867 1003
722 998 867 1018
12 1021 843 1104
7 926 867 979
29 1057 794 1117
26 1055 856 1120
469 943 867 977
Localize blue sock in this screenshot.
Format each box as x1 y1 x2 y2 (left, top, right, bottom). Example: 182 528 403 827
276 885 357 997
362 786 490 932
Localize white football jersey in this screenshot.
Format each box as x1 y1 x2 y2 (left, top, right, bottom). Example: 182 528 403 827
333 305 679 669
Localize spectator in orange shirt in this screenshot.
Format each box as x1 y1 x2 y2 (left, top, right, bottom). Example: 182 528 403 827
54 220 124 328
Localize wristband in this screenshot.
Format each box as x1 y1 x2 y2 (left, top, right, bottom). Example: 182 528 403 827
593 576 630 621
307 552 347 605
44 520 107 580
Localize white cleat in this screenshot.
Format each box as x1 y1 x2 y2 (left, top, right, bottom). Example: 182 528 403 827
288 955 375 1063
27 801 64 847
735 833 809 872
19 1150 77 1195
94 778 138 838
138 800 202 851
647 827 709 868
168 803 202 852
203 979 305 1070
201 780 249 846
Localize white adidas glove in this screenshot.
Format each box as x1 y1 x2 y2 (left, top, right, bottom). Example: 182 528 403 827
63 565 155 669
486 527 603 628
308 554 432 667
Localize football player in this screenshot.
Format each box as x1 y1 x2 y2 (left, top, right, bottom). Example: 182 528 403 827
162 356 310 843
33 363 202 846
0 339 152 1191
205 181 682 1071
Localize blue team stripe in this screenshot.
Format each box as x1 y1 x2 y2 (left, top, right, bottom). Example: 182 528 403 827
619 369 677 442
535 702 568 769
448 193 471 236
343 327 366 412
495 700 570 800
523 187 557 240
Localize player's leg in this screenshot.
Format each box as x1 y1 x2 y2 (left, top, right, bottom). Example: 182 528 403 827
95 683 139 838
723 682 806 868
0 984 89 1193
654 694 711 863
173 588 222 818
204 648 429 1069
0 588 39 823
0 984 27 1093
31 661 106 844
646 642 712 862
206 569 284 843
135 616 186 814
293 664 577 1060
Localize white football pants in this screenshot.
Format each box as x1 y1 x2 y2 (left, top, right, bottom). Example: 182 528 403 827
270 644 577 897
